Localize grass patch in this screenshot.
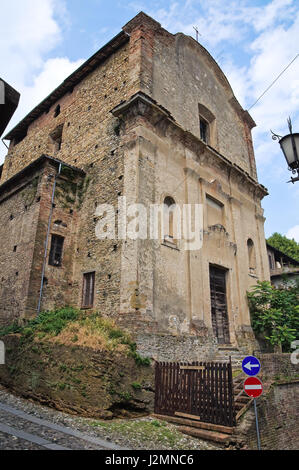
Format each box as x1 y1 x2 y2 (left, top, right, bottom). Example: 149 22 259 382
89 418 198 449
131 382 142 390
0 307 151 367
232 369 242 378
0 307 80 339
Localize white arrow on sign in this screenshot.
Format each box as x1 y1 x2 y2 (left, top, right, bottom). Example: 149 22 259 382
243 361 260 371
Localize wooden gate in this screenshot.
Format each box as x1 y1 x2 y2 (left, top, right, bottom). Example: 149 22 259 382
154 361 236 427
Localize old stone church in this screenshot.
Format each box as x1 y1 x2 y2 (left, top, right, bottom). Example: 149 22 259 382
0 12 270 361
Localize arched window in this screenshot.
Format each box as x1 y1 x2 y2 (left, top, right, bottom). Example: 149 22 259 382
247 239 256 272
163 196 176 241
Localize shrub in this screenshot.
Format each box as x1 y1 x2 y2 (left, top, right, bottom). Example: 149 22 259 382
131 381 142 390
247 280 299 352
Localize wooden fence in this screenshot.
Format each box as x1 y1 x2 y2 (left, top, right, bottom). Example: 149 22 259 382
154 361 236 427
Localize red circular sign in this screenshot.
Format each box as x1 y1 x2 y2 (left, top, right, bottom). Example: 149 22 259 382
244 377 263 398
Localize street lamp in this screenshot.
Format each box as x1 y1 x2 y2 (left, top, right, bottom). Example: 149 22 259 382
271 117 299 183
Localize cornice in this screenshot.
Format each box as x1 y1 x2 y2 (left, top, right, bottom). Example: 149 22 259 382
111 92 268 200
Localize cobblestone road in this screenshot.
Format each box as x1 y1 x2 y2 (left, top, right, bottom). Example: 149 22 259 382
0 396 126 450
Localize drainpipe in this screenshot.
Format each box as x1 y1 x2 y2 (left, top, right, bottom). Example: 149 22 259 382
37 162 62 315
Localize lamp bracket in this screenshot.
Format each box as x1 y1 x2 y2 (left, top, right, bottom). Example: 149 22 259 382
270 129 282 141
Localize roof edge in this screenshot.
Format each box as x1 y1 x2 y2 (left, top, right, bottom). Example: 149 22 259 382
4 31 129 141
112 92 268 197
267 242 299 266
0 155 85 195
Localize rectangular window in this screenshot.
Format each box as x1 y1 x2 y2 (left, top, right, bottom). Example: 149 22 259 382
49 234 64 267
268 253 274 270
206 194 224 227
200 118 209 143
50 124 63 153
82 272 95 308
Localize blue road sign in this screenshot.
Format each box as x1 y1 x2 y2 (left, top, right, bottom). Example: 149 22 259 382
242 356 261 376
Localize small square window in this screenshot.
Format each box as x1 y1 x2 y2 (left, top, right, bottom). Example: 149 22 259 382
82 272 95 308
49 234 64 267
50 124 63 153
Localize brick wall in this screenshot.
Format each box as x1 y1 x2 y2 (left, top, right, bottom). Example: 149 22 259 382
0 39 131 320
260 353 299 381
236 353 299 450
245 381 299 450
0 168 41 324
0 159 85 322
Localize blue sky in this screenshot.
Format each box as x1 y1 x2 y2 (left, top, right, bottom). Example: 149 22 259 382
1 0 299 241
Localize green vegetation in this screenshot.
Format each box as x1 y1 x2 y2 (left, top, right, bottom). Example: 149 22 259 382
118 391 132 402
76 176 91 209
24 176 39 206
247 281 299 351
131 381 142 390
89 418 198 450
0 307 80 338
0 307 151 367
267 232 299 262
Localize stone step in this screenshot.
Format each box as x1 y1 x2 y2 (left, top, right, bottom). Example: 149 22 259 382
214 355 244 367
236 396 251 404
235 402 246 410
152 414 234 435
234 376 243 382
178 426 231 444
235 398 253 421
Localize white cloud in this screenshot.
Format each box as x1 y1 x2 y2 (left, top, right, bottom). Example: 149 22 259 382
286 225 299 242
0 0 85 165
0 0 62 86
250 0 295 32
8 57 85 126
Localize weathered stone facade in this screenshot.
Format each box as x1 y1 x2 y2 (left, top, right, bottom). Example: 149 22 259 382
0 156 85 325
0 12 270 360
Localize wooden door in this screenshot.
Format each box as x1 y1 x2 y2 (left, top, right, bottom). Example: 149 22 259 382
209 266 230 344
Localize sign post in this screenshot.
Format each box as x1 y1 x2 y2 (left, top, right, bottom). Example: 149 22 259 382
242 356 262 450
254 397 261 451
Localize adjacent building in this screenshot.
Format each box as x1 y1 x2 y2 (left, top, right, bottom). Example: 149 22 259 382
267 243 299 287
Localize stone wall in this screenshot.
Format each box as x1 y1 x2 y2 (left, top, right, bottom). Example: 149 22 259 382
0 158 85 323
0 170 40 325
123 13 257 178
242 381 299 450
235 353 299 450
260 353 299 381
0 334 154 418
1 41 131 183
114 93 268 358
1 39 132 320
